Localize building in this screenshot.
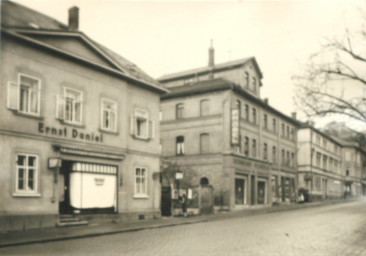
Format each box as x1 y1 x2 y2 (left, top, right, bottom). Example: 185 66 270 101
0 1 167 232
159 45 300 211
297 124 343 201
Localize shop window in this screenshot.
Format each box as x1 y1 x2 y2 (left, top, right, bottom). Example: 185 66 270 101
200 99 210 116
7 74 41 116
56 87 83 124
101 98 117 132
15 153 38 195
200 133 210 154
130 108 154 140
135 167 147 197
176 136 185 155
176 103 184 119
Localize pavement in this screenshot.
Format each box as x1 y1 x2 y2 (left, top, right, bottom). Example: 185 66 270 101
0 199 356 248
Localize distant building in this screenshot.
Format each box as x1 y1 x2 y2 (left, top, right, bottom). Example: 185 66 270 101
159 45 300 211
0 1 167 232
297 124 343 201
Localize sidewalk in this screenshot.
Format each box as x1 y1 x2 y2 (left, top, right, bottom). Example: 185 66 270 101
0 199 354 248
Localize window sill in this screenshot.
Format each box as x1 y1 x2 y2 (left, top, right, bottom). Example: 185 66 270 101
99 128 119 135
13 192 41 198
58 119 85 128
10 109 44 120
132 135 150 141
133 194 149 199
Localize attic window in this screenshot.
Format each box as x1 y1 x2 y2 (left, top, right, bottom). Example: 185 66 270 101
28 23 39 29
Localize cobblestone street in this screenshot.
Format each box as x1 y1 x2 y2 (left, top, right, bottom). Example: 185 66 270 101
1 201 366 256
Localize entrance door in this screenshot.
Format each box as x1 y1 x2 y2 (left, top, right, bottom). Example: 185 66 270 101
59 161 72 214
257 181 266 205
235 178 245 204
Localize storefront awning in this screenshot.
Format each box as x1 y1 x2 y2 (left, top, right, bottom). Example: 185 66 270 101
53 145 124 161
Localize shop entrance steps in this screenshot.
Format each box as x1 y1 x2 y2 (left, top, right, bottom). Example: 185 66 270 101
57 215 89 227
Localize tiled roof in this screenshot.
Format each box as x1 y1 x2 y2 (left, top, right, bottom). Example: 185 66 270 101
158 57 262 82
1 0 165 91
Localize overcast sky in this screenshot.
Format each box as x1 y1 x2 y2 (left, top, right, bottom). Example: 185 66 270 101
14 0 365 128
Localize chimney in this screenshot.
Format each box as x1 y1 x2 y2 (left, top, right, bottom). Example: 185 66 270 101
68 6 79 30
208 39 214 79
263 98 269 105
291 112 297 120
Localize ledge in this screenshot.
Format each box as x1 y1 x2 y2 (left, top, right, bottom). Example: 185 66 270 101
12 193 41 198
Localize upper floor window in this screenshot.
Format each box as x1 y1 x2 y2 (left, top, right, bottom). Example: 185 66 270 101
244 72 249 88
290 128 295 140
130 108 154 140
236 100 241 118
263 114 268 129
252 77 257 92
272 118 277 132
176 136 185 155
176 103 184 119
281 149 285 165
135 166 147 197
286 151 290 166
244 137 249 156
291 152 295 167
252 108 257 124
263 143 268 160
281 123 285 137
200 133 210 154
316 152 321 167
101 98 117 132
286 126 290 138
7 74 41 116
252 139 257 157
56 87 83 124
15 153 38 194
245 104 249 121
323 155 327 169
200 99 210 116
272 146 277 163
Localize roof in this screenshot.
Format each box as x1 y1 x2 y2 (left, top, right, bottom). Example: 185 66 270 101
161 78 300 126
158 57 263 83
1 0 167 93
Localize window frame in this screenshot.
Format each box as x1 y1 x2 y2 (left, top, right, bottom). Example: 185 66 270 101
200 133 210 154
176 103 184 119
134 166 148 198
176 136 185 155
63 87 83 125
100 98 117 132
200 99 210 116
14 153 40 197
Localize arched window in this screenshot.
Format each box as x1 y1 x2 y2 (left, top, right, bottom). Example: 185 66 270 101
176 103 184 119
200 177 209 185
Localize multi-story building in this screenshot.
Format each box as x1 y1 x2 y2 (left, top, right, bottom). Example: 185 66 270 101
159 46 299 211
0 1 167 232
297 124 343 201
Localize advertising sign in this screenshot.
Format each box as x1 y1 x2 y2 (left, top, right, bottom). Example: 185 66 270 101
231 108 240 145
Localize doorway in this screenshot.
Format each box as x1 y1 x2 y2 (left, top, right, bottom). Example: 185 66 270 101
257 180 266 205
235 178 245 205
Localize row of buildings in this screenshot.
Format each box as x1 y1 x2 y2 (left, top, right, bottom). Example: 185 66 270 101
1 1 365 232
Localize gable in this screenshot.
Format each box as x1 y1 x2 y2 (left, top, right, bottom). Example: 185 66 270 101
23 34 118 70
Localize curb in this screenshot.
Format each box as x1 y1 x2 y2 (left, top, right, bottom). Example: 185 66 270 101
0 199 357 248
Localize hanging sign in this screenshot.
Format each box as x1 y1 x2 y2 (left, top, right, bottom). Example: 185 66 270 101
231 108 240 145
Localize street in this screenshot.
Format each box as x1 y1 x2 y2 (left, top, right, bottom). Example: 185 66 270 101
1 201 366 256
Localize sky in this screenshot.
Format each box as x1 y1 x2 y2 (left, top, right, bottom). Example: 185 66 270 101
13 0 366 129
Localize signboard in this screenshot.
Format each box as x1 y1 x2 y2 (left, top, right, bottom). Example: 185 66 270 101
48 158 62 169
231 109 240 145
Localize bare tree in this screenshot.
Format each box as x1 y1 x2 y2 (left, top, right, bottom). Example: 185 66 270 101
293 15 366 124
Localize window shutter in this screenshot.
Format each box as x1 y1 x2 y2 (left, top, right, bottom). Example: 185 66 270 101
130 116 135 136
56 95 65 120
149 120 155 139
7 82 19 110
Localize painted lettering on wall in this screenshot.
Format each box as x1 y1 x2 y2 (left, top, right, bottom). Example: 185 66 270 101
38 122 103 143
231 108 240 145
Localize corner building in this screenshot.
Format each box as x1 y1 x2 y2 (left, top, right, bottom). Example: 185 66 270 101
0 1 167 232
159 49 299 211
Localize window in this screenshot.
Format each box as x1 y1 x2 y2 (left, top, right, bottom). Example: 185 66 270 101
135 167 147 196
130 108 154 140
252 108 257 124
252 139 257 157
15 154 38 194
263 143 268 160
281 149 285 165
176 103 184 119
176 136 185 155
7 74 41 116
56 87 83 124
272 118 277 132
101 98 117 131
236 100 241 118
316 152 321 167
346 169 349 176
263 114 268 129
252 77 257 92
286 151 290 166
200 133 210 154
272 146 277 163
323 139 327 149
286 125 290 138
200 99 210 116
291 152 295 167
281 123 285 137
323 155 327 169
245 104 249 121
244 72 249 88
244 137 249 156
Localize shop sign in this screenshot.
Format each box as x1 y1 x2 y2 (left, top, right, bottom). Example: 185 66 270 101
231 109 240 145
48 157 62 169
95 178 105 186
38 122 103 143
